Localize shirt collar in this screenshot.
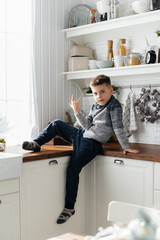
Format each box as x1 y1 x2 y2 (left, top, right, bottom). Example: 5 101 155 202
95 95 114 109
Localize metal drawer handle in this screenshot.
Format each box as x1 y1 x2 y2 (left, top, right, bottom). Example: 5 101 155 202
114 159 124 165
49 160 58 165
0 200 1 204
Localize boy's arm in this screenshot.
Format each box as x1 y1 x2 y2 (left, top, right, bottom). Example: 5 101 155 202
69 94 81 114
123 148 140 155
69 94 93 129
110 106 139 154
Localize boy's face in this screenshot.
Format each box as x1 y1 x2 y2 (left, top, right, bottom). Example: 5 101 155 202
91 83 113 106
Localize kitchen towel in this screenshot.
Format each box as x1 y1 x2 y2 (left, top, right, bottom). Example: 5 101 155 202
123 91 138 137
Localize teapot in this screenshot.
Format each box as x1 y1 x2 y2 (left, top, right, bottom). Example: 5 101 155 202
128 52 144 66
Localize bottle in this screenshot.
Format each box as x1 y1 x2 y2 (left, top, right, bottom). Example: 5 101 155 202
89 9 97 23
106 0 111 20
118 39 126 56
110 0 119 19
118 39 126 66
113 0 119 18
107 40 114 66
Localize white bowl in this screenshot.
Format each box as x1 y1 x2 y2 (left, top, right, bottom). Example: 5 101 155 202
89 60 98 69
131 0 149 13
96 60 113 68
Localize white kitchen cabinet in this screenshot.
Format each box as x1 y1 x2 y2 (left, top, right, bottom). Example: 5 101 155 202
89 156 153 234
20 156 86 240
0 179 20 240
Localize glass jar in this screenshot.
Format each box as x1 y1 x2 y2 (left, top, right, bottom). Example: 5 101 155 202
113 0 119 18
128 53 143 66
118 39 126 56
89 9 97 23
110 0 119 19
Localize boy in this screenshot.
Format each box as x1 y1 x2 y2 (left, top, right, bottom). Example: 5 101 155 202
22 75 139 224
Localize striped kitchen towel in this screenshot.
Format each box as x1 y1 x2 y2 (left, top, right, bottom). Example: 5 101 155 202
123 91 138 137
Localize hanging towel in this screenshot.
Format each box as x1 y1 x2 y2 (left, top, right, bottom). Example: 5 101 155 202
123 91 138 137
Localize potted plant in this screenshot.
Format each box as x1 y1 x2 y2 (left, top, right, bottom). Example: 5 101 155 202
86 87 93 95
155 30 160 37
155 30 160 47
0 138 6 151
112 85 119 98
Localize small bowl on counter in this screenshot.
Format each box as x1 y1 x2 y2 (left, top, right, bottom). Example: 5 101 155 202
96 60 113 68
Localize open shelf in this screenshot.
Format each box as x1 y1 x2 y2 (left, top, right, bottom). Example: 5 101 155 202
62 64 160 85
62 10 160 44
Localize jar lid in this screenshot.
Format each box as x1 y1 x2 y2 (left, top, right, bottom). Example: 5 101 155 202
119 39 126 44
89 9 97 13
107 40 113 47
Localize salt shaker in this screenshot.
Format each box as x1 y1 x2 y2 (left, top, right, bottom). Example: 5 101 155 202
107 40 114 67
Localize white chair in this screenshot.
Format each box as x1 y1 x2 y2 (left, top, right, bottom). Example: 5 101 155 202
107 201 160 225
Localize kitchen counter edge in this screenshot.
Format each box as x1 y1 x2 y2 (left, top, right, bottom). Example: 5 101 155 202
23 142 160 162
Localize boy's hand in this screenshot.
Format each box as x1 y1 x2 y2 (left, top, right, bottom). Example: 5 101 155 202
69 94 81 114
123 148 140 155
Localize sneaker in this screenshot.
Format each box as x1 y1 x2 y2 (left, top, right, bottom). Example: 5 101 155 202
22 141 41 152
57 208 75 224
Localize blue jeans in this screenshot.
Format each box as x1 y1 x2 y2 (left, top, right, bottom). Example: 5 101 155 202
34 120 102 209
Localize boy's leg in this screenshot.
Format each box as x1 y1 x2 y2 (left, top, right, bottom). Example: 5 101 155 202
57 134 102 224
23 120 77 151
65 137 102 209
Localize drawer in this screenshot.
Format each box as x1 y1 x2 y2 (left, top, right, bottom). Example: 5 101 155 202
0 179 19 195
154 162 160 190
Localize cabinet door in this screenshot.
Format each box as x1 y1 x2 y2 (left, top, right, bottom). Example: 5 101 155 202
153 162 160 209
154 162 160 190
92 156 153 232
20 157 86 240
0 193 20 240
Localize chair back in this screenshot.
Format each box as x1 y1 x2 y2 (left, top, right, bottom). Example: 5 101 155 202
107 201 160 225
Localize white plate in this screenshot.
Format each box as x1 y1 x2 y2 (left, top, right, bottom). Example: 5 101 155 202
69 4 91 27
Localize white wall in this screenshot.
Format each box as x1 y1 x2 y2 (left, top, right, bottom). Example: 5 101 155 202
36 0 160 145
35 0 84 131
81 0 160 145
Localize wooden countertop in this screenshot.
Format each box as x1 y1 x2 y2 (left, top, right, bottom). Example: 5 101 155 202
23 142 160 162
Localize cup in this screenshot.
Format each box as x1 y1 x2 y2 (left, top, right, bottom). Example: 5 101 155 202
123 56 129 66
112 55 123 67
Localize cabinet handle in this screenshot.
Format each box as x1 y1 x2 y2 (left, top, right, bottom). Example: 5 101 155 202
0 200 1 204
114 159 124 165
49 160 58 165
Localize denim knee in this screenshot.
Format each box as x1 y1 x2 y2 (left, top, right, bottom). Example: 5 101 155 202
51 119 63 126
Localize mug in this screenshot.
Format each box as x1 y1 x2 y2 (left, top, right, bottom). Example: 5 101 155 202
112 55 123 67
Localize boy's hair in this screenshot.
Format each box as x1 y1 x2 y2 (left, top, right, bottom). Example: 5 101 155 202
90 75 111 87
